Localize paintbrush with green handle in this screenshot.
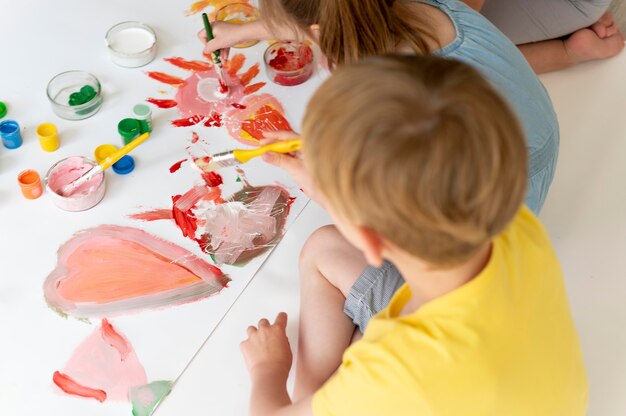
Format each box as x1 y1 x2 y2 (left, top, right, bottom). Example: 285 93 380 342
59 132 151 196
202 12 228 95
194 139 302 173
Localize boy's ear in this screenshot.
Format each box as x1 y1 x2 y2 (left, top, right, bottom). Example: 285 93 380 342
356 226 385 267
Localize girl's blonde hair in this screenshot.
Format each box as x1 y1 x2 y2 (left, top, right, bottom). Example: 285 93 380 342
303 55 528 267
259 0 436 66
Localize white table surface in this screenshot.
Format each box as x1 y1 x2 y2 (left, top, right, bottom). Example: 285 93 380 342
1 1 625 415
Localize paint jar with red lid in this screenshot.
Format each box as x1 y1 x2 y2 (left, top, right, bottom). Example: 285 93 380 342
264 41 314 86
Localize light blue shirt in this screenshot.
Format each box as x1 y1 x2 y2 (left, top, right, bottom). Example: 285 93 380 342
423 0 559 213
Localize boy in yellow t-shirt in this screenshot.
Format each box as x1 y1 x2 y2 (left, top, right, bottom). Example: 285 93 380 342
239 55 588 416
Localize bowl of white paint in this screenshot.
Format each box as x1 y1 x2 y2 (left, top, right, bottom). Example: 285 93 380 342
106 22 157 68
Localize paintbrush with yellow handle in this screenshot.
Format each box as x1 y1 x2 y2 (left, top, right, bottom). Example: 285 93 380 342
59 132 151 196
194 139 302 173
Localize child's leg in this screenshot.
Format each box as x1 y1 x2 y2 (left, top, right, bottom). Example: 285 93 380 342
481 0 612 44
293 225 366 399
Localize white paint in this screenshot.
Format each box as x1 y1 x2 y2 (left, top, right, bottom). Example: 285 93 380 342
197 78 229 102
106 24 157 68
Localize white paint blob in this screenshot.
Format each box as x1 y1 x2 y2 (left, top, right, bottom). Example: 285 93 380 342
197 78 229 102
106 22 157 68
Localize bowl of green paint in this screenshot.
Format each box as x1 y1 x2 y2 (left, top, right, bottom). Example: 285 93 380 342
47 71 103 120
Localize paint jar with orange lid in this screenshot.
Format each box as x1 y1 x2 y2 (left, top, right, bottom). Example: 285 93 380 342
216 3 260 48
17 170 43 199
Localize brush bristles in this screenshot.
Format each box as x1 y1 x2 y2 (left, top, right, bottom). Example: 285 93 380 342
195 151 236 173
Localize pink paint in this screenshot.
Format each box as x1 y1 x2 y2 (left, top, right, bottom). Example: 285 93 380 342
44 225 229 319
175 70 245 118
45 157 106 211
129 209 173 221
169 159 187 173
53 320 147 402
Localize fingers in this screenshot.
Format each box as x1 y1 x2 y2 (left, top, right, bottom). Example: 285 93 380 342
274 312 288 330
262 152 302 172
260 130 301 142
247 325 257 336
258 318 270 328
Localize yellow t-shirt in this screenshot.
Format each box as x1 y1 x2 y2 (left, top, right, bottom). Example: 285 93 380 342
312 207 587 416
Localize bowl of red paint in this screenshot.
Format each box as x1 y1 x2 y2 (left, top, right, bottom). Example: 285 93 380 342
45 156 106 211
264 41 314 86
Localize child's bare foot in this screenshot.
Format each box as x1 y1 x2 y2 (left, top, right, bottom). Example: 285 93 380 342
565 12 625 65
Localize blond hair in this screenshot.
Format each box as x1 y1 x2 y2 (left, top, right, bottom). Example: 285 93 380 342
303 55 528 267
259 0 436 66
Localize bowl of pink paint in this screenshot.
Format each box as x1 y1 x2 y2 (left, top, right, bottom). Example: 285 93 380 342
45 156 106 211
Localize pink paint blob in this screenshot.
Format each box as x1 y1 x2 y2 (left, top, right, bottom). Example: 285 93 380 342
46 157 105 211
44 225 229 319
175 70 245 119
53 319 147 402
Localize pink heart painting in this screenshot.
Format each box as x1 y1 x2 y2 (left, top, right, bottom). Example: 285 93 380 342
44 225 230 319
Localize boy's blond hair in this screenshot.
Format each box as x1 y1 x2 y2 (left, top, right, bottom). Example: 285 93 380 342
303 55 528 267
259 0 436 66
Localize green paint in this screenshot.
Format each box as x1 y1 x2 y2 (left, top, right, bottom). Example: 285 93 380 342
130 380 173 416
236 176 241 182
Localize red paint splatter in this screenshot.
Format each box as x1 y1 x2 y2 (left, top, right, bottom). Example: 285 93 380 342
170 159 187 173
146 98 178 109
146 72 186 87
269 45 313 71
53 371 107 403
239 64 260 87
101 319 131 361
203 112 223 127
243 82 266 95
172 195 198 239
165 57 212 72
171 115 204 127
218 78 228 94
231 103 247 109
129 209 173 221
241 105 292 140
201 171 224 188
191 132 200 143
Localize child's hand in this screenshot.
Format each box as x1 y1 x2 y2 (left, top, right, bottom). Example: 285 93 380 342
197 20 253 56
261 131 325 206
240 312 293 382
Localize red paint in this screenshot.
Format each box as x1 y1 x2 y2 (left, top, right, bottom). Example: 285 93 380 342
218 78 228 94
146 98 178 109
241 105 292 140
146 72 186 87
129 209 173 221
201 171 223 188
191 132 200 143
203 112 223 128
169 159 187 173
231 103 247 109
172 195 198 239
243 82 265 95
101 319 131 361
239 64 260 87
53 371 107 403
268 45 313 71
171 115 204 127
165 57 212 72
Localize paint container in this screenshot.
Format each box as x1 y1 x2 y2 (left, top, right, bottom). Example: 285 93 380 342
112 155 135 175
133 104 152 133
37 123 60 152
47 71 103 120
17 170 43 199
0 101 7 119
0 120 23 149
216 3 260 48
94 144 118 163
264 41 314 86
118 118 142 145
106 22 157 68
45 156 106 211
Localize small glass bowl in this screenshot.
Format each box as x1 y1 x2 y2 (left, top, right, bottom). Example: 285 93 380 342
47 71 103 120
216 3 260 48
106 21 157 68
264 41 314 86
45 156 106 211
